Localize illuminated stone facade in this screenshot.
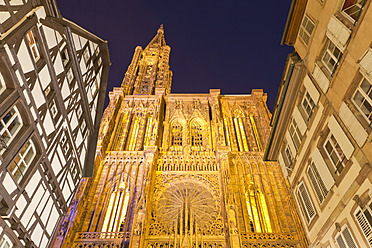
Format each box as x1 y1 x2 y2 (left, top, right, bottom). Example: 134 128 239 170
53 26 308 248
265 0 372 247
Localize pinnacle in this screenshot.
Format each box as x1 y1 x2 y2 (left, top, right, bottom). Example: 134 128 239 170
158 24 164 34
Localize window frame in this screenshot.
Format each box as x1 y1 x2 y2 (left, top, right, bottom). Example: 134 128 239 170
25 29 40 62
323 133 348 175
298 14 315 46
302 91 316 121
354 201 372 247
296 181 317 224
351 74 372 126
288 118 302 151
307 161 329 203
335 224 359 248
61 46 70 67
0 234 13 248
7 140 36 184
284 144 294 169
321 39 342 75
50 99 58 118
0 106 23 151
61 132 70 154
341 0 364 23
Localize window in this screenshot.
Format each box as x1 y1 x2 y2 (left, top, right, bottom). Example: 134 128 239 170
342 0 364 23
302 92 316 121
76 105 83 119
66 68 74 84
0 234 12 248
307 162 329 203
354 201 372 247
297 182 316 224
0 107 22 150
284 145 294 168
77 105 83 119
171 122 183 147
44 85 52 97
352 75 372 124
50 100 58 118
288 119 302 150
83 48 90 64
26 29 40 61
322 40 342 74
61 132 70 154
7 140 36 183
335 224 359 248
61 46 70 66
191 122 203 147
299 15 315 46
324 133 347 175
81 119 86 133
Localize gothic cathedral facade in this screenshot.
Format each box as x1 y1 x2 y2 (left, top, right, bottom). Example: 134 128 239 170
52 26 308 248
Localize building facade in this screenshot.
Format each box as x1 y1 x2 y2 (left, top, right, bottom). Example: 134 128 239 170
265 0 372 247
53 26 308 248
0 0 109 247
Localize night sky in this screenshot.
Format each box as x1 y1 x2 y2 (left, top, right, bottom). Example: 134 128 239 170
57 1 293 111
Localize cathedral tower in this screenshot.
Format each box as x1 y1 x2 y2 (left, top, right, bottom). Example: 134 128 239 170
52 26 308 248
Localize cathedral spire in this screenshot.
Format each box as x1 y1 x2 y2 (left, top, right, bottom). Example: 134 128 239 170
121 26 172 95
146 24 166 49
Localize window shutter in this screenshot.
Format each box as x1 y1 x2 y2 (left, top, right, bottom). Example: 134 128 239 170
297 182 316 223
359 48 372 76
285 132 297 155
326 15 351 51
311 148 335 191
307 165 325 203
328 115 354 159
312 63 330 93
303 74 320 103
339 102 368 147
278 153 288 178
342 227 358 248
337 235 347 248
355 208 372 247
293 106 307 136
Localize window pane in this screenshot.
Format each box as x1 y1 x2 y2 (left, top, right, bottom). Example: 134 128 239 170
8 119 20 135
24 149 35 165
2 112 12 124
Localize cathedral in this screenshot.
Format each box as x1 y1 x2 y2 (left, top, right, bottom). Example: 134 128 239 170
52 26 308 248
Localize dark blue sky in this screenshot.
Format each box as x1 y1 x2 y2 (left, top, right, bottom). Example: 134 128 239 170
57 1 293 111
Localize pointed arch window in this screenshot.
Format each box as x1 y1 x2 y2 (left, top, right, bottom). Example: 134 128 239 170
102 176 131 232
245 182 272 233
171 122 183 147
191 122 203 147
